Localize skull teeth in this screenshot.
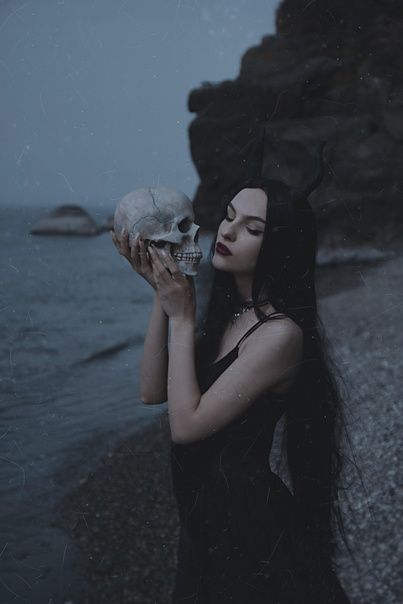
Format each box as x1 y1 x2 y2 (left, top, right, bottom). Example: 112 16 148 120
172 253 202 262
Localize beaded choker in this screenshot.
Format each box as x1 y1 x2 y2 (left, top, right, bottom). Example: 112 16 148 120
230 297 272 324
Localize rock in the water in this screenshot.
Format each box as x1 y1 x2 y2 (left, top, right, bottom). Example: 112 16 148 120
30 205 99 236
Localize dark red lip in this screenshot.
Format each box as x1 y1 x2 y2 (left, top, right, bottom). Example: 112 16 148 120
216 242 232 255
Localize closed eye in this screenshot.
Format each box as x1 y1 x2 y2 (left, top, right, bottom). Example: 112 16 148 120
224 214 262 236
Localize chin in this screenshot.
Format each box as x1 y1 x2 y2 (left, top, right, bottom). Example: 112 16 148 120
212 256 236 275
212 251 230 266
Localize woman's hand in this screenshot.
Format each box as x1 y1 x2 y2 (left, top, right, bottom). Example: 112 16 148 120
110 228 157 291
148 246 196 321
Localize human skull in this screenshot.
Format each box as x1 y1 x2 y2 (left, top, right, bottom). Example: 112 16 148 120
114 186 203 276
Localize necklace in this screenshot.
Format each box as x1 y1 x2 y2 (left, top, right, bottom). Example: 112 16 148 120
230 297 272 324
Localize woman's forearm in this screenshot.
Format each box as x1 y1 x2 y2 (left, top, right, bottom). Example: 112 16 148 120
140 292 169 404
167 317 201 442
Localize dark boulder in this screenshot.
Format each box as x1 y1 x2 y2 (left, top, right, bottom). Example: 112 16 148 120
30 205 99 236
188 0 403 255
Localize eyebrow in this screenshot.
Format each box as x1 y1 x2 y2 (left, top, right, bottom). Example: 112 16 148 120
227 201 266 224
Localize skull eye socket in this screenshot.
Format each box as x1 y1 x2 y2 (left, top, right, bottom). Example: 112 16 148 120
178 218 192 233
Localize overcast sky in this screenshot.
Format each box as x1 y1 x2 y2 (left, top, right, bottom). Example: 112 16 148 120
1 0 278 211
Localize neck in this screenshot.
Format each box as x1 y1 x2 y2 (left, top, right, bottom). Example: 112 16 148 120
234 272 253 302
234 276 271 305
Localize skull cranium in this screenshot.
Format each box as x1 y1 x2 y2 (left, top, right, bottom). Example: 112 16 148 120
114 186 203 276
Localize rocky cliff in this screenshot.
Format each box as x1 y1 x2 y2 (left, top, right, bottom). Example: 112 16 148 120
189 0 403 252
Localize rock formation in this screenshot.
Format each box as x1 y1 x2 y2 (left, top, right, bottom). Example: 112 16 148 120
189 0 403 254
30 205 99 236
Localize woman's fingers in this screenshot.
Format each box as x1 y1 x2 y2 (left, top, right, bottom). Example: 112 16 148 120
149 247 185 286
130 233 141 266
160 249 181 274
139 238 151 268
148 246 164 270
111 228 140 265
111 232 177 286
120 229 131 256
148 246 172 281
158 248 184 281
131 236 150 270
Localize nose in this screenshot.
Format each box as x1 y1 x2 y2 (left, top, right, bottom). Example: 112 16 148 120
220 221 235 241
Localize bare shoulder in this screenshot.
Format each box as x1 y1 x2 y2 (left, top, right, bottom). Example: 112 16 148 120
248 314 302 344
267 315 303 342
238 315 303 393
239 314 303 362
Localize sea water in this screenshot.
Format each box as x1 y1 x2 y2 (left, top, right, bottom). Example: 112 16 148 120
0 204 214 602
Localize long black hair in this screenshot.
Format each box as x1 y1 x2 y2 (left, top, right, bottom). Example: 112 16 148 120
194 174 357 595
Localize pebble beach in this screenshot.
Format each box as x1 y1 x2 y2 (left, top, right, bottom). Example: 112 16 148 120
53 250 403 604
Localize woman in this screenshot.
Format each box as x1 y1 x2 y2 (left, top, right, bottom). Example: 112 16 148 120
111 177 352 603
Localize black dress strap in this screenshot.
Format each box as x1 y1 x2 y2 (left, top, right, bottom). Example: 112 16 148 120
235 311 288 349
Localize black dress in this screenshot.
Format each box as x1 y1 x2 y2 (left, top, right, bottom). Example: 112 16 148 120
170 315 350 603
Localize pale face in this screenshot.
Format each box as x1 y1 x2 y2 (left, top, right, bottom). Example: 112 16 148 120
212 187 268 275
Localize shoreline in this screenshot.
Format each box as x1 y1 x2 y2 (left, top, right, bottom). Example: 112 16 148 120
52 414 179 604
53 252 403 604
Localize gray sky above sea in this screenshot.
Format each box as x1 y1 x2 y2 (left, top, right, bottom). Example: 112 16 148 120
0 0 277 212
